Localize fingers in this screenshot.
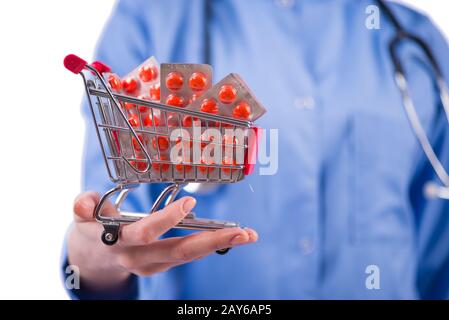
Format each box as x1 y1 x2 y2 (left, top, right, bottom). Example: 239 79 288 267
73 192 100 222
119 228 258 269
171 227 258 261
120 197 196 246
73 191 118 222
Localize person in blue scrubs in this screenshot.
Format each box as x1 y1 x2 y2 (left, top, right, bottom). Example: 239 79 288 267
64 0 449 299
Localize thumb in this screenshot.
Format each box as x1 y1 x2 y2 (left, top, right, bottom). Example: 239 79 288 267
73 191 118 222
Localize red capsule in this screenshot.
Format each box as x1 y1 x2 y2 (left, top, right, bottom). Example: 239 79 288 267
137 95 150 113
130 156 148 171
166 72 184 91
232 101 251 120
143 113 160 127
182 115 200 127
108 74 122 91
152 136 170 151
175 162 193 173
152 155 170 172
198 156 215 174
149 84 160 101
123 102 136 111
189 72 208 91
218 84 237 104
128 114 140 127
122 77 139 95
132 134 145 152
200 98 219 114
166 94 185 107
138 65 158 82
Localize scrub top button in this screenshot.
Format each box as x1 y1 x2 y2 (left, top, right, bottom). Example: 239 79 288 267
294 96 315 110
298 237 314 255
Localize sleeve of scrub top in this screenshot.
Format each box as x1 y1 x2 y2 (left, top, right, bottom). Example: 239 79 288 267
62 0 161 300
409 15 449 300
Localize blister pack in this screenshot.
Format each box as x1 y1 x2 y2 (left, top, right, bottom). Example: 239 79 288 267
160 63 212 108
121 56 160 99
185 73 266 121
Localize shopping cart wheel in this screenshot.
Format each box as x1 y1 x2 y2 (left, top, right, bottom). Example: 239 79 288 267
216 248 231 255
101 223 120 246
101 230 118 245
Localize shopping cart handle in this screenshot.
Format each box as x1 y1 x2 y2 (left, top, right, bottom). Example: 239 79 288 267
64 54 87 74
91 61 111 74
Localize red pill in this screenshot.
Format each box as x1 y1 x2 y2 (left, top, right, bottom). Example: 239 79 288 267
207 121 220 128
122 77 139 95
189 72 208 91
232 101 251 120
123 102 136 111
218 85 237 104
149 84 160 101
166 94 185 107
130 156 148 171
166 72 184 91
132 134 145 152
182 115 200 127
152 136 170 151
128 114 140 127
108 74 122 91
175 162 193 173
143 113 160 127
198 156 215 174
137 95 150 113
152 155 170 172
138 65 158 82
200 98 219 114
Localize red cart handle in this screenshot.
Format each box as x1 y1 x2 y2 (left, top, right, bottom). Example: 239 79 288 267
91 61 111 74
64 54 87 74
64 54 111 75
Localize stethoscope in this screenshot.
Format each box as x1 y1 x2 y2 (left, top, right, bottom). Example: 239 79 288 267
189 0 449 200
377 0 449 199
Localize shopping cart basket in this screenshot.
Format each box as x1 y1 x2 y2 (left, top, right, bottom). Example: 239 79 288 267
64 54 259 249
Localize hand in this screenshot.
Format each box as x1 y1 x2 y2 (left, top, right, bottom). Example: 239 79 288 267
67 191 258 291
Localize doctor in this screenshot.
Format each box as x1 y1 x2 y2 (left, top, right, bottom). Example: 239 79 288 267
64 0 449 299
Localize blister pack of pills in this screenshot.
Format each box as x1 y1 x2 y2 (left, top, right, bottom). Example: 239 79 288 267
121 56 160 99
160 63 213 108
185 73 266 121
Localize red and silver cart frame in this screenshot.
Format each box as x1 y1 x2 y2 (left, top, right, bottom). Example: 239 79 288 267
64 55 258 250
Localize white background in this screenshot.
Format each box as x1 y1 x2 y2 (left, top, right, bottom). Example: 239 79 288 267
0 0 446 300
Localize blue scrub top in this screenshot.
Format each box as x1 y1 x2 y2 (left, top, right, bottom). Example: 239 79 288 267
70 0 449 299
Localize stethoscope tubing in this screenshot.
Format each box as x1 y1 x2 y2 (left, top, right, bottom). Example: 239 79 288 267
378 0 449 196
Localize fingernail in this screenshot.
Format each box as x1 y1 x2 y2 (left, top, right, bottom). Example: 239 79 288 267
230 234 246 246
182 197 196 214
244 228 259 242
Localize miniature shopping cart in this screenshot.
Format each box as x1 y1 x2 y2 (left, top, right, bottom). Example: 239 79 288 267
64 55 258 250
